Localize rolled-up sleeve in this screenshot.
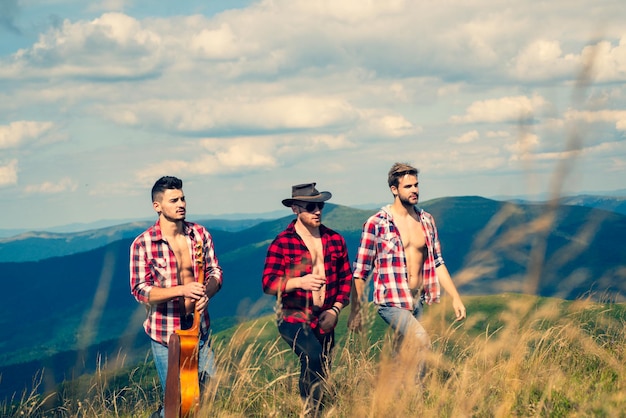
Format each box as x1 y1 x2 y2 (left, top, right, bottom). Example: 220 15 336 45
262 239 287 295
352 220 377 280
130 237 152 304
425 213 445 267
334 236 352 306
204 231 223 288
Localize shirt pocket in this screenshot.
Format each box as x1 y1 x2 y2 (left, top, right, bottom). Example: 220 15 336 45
379 232 401 255
284 254 312 279
149 257 170 285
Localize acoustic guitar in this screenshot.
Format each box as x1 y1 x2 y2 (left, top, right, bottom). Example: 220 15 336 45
164 241 205 418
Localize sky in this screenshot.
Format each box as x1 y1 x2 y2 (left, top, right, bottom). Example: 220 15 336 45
1 0 625 230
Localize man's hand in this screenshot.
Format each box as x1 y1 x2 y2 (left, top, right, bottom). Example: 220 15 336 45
299 273 326 291
195 295 209 312
452 297 466 321
180 281 206 300
319 309 338 332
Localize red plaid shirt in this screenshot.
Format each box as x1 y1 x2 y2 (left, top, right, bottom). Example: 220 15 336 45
262 220 352 331
130 220 222 345
353 205 443 309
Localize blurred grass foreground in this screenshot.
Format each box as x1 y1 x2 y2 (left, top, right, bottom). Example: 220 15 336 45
3 292 626 417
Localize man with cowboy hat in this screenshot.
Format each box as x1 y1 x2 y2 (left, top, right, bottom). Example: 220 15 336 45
262 182 352 415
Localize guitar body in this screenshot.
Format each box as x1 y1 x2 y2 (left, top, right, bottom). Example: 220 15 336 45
164 242 205 418
176 329 201 416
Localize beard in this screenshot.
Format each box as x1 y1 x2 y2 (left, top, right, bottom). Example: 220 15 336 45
398 193 418 207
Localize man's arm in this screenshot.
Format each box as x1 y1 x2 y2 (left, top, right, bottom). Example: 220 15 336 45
347 278 367 331
436 264 466 321
203 232 223 299
348 219 378 331
427 213 466 321
318 235 353 332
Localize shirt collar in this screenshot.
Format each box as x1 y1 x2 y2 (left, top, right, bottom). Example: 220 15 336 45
150 219 194 241
381 204 423 219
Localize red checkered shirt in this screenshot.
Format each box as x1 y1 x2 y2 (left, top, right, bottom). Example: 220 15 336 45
130 220 223 346
353 205 443 309
262 220 352 332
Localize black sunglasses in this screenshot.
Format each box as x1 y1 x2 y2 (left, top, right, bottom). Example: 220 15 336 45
295 202 325 212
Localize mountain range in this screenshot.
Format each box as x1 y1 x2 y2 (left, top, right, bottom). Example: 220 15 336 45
0 195 625 401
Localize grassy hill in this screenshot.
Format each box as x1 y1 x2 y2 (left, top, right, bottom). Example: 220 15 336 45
4 294 626 417
1 197 625 403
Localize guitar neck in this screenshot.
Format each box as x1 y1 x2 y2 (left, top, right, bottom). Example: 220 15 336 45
191 240 205 334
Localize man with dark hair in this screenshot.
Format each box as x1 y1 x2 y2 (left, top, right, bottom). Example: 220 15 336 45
348 163 465 378
130 176 222 417
262 182 352 416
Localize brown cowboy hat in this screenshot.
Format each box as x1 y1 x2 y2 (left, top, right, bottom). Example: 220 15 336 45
282 182 332 207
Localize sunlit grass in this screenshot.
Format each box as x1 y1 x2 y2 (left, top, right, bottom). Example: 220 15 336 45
3 293 625 417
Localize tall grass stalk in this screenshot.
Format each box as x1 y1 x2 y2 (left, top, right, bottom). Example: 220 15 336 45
5 293 624 417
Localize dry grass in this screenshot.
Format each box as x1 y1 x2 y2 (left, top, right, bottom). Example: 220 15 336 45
4 293 625 417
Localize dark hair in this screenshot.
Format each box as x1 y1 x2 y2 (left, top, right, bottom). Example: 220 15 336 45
387 162 419 188
151 176 183 202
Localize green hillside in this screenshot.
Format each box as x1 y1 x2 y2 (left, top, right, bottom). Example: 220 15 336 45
6 294 626 417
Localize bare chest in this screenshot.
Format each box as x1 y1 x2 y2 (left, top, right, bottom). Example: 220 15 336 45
167 235 194 284
393 216 426 251
300 235 324 270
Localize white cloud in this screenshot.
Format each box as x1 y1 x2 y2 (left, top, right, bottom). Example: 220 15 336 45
23 177 78 194
0 121 55 149
279 0 407 22
191 23 242 60
582 38 626 82
511 40 579 80
509 137 625 163
135 136 279 182
134 133 359 183
0 159 18 187
486 130 512 138
86 0 130 13
506 132 541 156
309 134 354 150
449 130 479 144
1 13 162 80
510 36 626 83
104 95 358 133
565 109 626 130
451 95 548 124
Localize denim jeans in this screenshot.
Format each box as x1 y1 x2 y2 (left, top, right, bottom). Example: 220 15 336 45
151 335 216 410
378 300 431 380
277 321 334 410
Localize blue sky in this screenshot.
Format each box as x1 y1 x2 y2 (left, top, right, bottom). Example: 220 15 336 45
1 0 625 230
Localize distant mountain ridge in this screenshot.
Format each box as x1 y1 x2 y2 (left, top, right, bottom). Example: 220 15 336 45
0 210 288 239
1 196 625 401
2 192 625 240
0 218 269 263
558 194 626 215
2 193 626 263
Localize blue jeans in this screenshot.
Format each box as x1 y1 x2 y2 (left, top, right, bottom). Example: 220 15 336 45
378 300 431 380
151 336 216 407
